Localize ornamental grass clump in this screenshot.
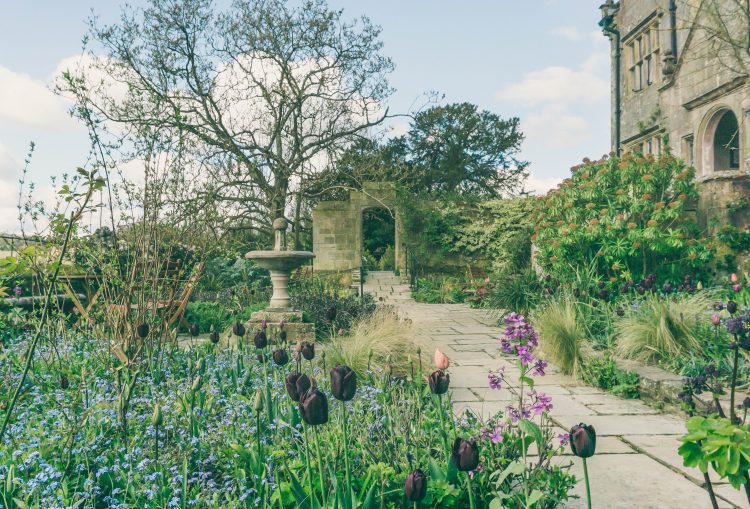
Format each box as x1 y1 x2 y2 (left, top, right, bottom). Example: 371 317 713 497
532 298 584 376
616 291 715 362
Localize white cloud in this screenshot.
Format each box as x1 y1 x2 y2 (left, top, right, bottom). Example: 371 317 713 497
524 172 562 195
550 26 584 42
523 105 590 147
496 64 608 107
0 65 75 130
0 144 21 233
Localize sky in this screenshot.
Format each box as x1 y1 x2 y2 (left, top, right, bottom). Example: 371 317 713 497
0 0 611 233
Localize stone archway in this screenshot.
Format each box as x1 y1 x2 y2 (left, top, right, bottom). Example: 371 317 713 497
311 182 406 274
701 107 740 175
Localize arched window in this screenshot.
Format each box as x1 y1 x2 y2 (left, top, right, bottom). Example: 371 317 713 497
702 108 741 174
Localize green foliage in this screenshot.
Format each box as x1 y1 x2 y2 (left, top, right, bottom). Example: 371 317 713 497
362 208 395 267
532 298 584 376
717 225 750 252
290 275 377 340
400 193 535 274
483 267 543 316
580 356 640 399
412 275 468 304
532 154 714 285
378 245 395 271
183 300 268 333
679 416 750 489
615 291 715 362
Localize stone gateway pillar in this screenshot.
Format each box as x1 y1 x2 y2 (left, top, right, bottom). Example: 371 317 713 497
311 182 406 274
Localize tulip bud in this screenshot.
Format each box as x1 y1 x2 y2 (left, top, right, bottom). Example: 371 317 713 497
272 348 289 366
728 301 738 314
299 386 329 425
136 323 150 339
152 403 163 426
743 396 750 409
428 370 450 395
60 374 69 390
254 330 268 349
434 349 450 370
260 319 267 330
732 273 739 283
189 323 200 337
734 284 742 293
233 321 246 337
570 423 596 458
285 372 311 402
209 329 220 344
278 319 285 330
451 437 479 471
279 330 287 342
330 365 357 401
711 313 721 326
404 469 428 502
325 306 337 322
253 391 264 412
299 342 315 361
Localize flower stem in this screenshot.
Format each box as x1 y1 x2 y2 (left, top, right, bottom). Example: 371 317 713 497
582 457 592 509
730 345 740 423
302 422 315 505
313 426 327 506
466 471 476 509
702 471 720 509
341 402 353 501
435 394 449 457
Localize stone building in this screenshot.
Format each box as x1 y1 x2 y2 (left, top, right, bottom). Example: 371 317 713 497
600 0 750 229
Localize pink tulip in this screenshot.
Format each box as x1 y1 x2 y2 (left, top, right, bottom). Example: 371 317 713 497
434 349 450 370
484 276 490 284
732 273 739 283
734 284 742 293
711 313 721 326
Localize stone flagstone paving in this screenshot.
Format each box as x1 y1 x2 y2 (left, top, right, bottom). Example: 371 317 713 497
365 271 745 509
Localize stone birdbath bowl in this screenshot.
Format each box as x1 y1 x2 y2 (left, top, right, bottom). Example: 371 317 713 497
245 217 314 312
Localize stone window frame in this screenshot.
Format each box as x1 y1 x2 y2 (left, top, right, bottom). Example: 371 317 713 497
625 19 660 94
682 134 695 167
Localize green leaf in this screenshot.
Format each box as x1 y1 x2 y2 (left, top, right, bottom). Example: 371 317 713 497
428 456 446 482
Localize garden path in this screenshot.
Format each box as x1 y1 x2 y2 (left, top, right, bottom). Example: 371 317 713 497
365 271 745 509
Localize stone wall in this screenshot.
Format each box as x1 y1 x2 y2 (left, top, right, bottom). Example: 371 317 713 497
312 182 406 274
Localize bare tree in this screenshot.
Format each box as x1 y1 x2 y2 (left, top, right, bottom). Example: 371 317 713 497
59 0 394 238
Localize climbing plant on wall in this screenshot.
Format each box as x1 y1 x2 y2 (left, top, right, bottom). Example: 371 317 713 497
398 190 535 274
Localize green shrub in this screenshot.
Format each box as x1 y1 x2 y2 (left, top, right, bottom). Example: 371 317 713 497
532 154 714 286
580 355 640 399
615 291 715 362
378 244 395 270
484 267 542 316
183 300 268 333
412 275 467 304
532 298 584 376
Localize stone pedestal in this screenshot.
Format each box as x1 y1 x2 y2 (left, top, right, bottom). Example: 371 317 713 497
247 310 315 344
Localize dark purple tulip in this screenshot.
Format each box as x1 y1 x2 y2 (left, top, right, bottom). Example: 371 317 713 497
662 283 673 293
209 330 220 344
299 386 329 425
233 321 246 337
743 397 750 409
285 372 311 402
325 306 337 322
619 284 628 294
451 438 479 471
404 469 428 502
615 307 625 317
428 370 450 395
299 342 315 361
636 286 645 295
330 365 357 401
570 423 596 458
728 301 738 314
279 330 288 342
272 349 289 366
189 323 200 337
60 374 69 390
253 330 268 349
597 289 609 302
136 323 150 339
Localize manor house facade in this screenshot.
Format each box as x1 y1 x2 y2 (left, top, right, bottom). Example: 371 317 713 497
600 0 750 228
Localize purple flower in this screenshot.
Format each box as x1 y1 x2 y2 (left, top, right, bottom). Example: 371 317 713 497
530 391 553 414
516 345 534 366
489 426 504 444
532 359 548 377
488 368 504 390
12 286 21 297
558 432 570 446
